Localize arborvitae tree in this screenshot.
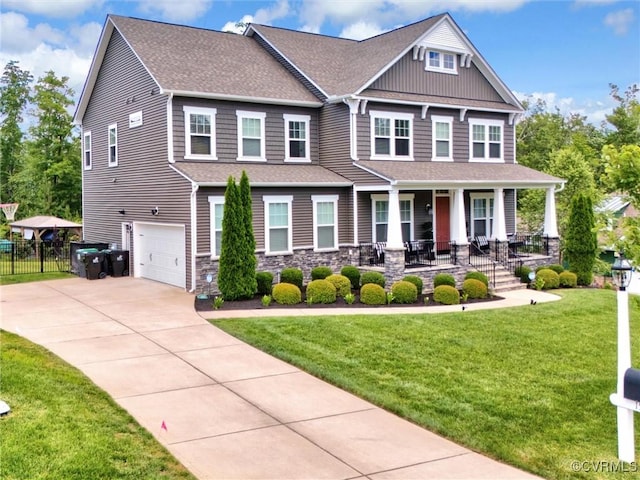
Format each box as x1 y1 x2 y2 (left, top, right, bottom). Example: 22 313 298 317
564 193 598 286
238 170 257 296
218 176 243 300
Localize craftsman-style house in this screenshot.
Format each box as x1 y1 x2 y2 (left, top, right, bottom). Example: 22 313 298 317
74 13 563 292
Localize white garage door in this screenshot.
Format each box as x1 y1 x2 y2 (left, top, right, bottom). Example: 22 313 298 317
135 223 186 288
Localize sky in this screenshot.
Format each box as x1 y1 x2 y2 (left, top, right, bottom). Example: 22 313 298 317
0 0 639 125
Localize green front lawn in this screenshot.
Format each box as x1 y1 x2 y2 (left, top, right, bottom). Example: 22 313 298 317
0 271 75 285
213 289 640 480
0 331 195 480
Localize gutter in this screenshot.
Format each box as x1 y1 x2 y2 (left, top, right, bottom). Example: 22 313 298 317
160 89 322 108
166 92 174 163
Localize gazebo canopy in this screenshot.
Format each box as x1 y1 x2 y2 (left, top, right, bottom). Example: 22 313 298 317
9 216 82 241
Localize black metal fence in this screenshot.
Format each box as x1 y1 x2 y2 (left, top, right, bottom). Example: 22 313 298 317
468 244 497 287
358 241 457 268
0 239 71 276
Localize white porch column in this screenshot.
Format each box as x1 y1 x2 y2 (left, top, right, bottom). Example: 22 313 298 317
491 187 507 241
543 187 559 237
451 188 468 245
386 188 404 249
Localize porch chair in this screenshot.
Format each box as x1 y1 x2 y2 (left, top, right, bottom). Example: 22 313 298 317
472 235 490 255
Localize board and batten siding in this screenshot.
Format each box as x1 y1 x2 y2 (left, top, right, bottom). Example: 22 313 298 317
81 29 193 286
370 52 504 103
172 97 320 164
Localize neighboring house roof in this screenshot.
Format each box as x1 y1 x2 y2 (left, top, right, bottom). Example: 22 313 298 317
172 162 353 187
596 195 632 215
9 216 83 229
355 161 564 188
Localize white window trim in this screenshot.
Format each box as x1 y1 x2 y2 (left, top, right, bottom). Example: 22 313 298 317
431 115 453 162
371 193 415 243
369 110 414 161
263 195 293 255
311 194 339 252
183 106 217 160
108 123 118 167
208 196 224 259
83 131 92 170
470 193 495 238
284 113 311 162
237 110 266 161
469 118 504 163
426 50 458 75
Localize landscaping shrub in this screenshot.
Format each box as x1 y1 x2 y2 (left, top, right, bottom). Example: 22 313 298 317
305 279 337 304
402 275 423 294
361 271 386 288
325 274 351 297
536 264 564 274
256 271 273 295
433 285 460 305
280 267 303 289
565 193 597 286
464 271 489 287
537 268 560 289
311 266 332 280
434 273 456 288
391 281 418 304
341 265 361 289
462 278 488 299
360 283 386 305
559 271 578 288
272 282 302 305
514 265 532 283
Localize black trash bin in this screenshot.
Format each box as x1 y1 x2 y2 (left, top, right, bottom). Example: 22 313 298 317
83 252 106 280
70 241 108 275
108 250 129 277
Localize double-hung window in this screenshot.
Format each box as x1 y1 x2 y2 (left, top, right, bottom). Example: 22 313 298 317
432 115 453 161
470 194 494 237
469 119 503 162
208 196 224 258
184 106 217 160
371 194 414 243
312 195 338 251
263 195 293 255
426 50 457 74
238 111 266 161
284 114 310 162
83 131 92 170
370 111 413 160
108 123 118 167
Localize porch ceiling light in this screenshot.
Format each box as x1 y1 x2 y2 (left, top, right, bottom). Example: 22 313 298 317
611 252 633 290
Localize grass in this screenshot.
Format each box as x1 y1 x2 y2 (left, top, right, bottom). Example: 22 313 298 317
0 271 75 285
0 331 195 480
213 289 640 480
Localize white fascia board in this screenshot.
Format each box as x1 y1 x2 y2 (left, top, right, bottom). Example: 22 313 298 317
161 89 322 108
352 162 395 184
194 181 353 187
355 95 520 115
394 180 565 190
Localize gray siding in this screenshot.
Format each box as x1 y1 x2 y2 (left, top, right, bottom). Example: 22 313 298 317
370 52 504 103
81 30 192 286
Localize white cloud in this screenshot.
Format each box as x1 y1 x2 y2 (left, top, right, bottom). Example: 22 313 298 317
513 90 616 125
603 8 635 35
254 0 291 24
0 12 66 54
339 21 389 40
137 0 213 23
1 0 105 18
573 0 619 6
221 14 254 34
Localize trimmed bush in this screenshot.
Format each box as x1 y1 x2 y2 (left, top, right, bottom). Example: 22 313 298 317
256 271 273 295
464 271 489 287
537 268 560 290
280 267 303 289
536 264 564 274
361 271 386 288
325 274 351 297
559 271 578 288
305 279 337 304
434 273 456 288
272 282 302 305
514 265 532 283
311 266 332 280
360 283 386 305
433 285 460 305
462 278 488 299
341 265 361 289
391 281 418 304
402 275 423 294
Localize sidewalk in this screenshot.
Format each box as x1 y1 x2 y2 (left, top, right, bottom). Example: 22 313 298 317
1 277 549 479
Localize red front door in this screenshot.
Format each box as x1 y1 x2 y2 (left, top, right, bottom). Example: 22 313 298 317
436 196 450 244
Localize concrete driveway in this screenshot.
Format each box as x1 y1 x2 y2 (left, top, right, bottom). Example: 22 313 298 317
1 276 541 479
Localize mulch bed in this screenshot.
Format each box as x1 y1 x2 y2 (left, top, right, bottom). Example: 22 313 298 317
194 292 503 312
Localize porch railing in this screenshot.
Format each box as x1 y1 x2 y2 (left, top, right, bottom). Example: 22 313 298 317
0 239 71 276
358 240 456 268
499 233 550 275
468 244 497 288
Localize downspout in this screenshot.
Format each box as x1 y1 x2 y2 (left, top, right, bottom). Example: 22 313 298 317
189 182 199 293
166 93 174 163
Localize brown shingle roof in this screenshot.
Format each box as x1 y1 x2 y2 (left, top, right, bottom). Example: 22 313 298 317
356 161 564 187
360 89 522 112
172 162 352 186
109 16 321 105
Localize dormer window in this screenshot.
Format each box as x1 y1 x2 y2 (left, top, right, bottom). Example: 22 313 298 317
426 51 457 74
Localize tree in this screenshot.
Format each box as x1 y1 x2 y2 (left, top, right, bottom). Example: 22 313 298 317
605 84 640 148
238 170 257 295
0 60 32 204
564 193 598 286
